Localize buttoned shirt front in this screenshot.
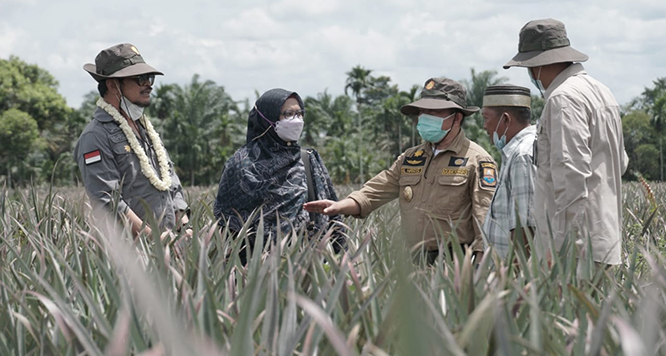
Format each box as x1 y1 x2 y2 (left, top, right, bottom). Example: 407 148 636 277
348 131 496 251
534 63 628 265
74 107 188 229
482 125 537 258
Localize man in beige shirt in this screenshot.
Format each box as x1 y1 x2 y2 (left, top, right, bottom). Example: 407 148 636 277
304 78 496 263
504 19 628 267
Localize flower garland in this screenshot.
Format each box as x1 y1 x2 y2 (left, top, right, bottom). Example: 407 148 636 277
97 97 172 191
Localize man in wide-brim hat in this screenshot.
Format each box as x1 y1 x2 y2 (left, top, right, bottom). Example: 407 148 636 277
75 43 190 239
305 77 497 265
480 85 536 260
504 19 628 273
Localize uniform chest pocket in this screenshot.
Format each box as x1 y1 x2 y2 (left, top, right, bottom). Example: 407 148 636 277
111 141 132 155
435 174 469 213
111 141 141 185
398 174 421 208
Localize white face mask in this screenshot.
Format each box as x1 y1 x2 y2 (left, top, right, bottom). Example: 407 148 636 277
274 116 304 142
120 95 145 121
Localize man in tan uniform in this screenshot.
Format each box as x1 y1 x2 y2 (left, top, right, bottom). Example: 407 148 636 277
304 78 497 263
504 19 628 269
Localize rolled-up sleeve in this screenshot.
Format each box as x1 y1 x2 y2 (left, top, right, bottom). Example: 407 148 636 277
75 131 128 214
347 154 402 218
168 158 188 212
548 95 592 244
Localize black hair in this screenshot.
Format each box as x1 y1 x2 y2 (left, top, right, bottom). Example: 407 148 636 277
491 106 531 125
98 80 108 97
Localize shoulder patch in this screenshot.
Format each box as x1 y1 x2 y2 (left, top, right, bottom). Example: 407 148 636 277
479 161 497 188
448 157 468 167
84 150 102 165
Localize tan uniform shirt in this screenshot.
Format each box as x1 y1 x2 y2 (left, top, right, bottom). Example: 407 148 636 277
348 131 496 251
535 63 628 265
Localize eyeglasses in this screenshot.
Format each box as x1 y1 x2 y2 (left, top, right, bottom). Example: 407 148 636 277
281 109 306 118
128 74 155 86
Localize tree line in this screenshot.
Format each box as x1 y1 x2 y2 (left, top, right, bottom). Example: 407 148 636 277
1 56 664 187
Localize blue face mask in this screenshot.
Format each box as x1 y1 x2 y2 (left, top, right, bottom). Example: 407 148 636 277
492 114 509 151
528 67 545 97
416 113 455 143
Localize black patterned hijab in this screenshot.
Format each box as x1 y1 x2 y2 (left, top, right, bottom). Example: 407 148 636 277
214 89 313 239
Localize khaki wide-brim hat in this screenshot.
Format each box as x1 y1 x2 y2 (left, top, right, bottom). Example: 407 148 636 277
83 43 163 82
504 18 588 69
400 77 479 117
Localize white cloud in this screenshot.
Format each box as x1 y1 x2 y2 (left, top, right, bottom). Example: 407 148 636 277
270 0 341 17
2 0 665 108
0 23 23 54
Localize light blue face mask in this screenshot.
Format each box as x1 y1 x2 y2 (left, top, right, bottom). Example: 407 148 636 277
528 67 545 97
492 113 509 151
416 113 455 143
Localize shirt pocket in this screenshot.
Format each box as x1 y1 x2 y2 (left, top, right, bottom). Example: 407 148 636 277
435 174 469 214
398 174 421 210
111 140 140 186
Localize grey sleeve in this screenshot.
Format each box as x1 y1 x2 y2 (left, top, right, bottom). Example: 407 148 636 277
74 130 129 214
167 154 188 212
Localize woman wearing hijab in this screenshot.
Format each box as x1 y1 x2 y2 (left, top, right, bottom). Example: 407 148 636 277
214 88 344 263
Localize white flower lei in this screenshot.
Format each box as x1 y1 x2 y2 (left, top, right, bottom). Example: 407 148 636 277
97 97 172 191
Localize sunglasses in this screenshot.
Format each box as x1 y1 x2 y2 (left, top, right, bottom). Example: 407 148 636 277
128 74 155 86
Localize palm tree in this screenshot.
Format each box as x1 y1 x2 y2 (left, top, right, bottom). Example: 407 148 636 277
461 68 508 108
344 66 373 104
344 65 373 184
459 68 508 161
150 74 238 186
303 91 333 147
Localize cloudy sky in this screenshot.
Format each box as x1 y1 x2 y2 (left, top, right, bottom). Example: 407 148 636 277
2 0 665 109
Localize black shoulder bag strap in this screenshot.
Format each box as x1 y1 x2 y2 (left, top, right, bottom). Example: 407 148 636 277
301 148 316 223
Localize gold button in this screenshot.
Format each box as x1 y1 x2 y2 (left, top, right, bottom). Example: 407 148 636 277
403 186 413 202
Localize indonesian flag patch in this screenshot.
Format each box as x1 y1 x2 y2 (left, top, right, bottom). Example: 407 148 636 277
84 150 101 165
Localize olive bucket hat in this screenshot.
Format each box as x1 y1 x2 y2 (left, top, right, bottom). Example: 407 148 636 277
400 77 479 116
504 19 588 69
83 43 163 82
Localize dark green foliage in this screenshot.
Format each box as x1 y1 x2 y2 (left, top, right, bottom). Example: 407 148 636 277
0 56 77 186
624 79 666 181
1 54 664 186
146 74 244 186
